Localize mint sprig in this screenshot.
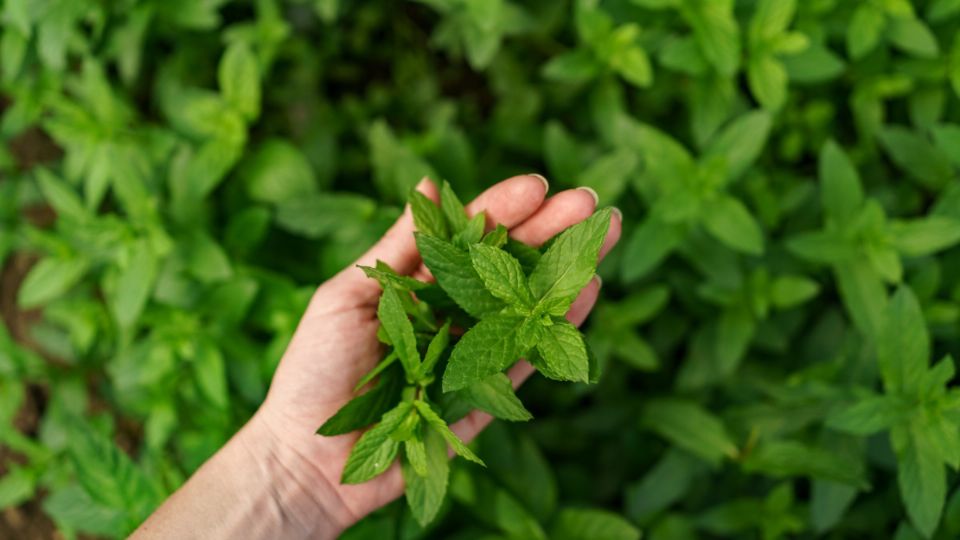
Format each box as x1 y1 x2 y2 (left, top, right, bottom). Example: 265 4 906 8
317 182 610 525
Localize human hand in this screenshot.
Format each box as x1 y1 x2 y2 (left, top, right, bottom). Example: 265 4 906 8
133 175 621 539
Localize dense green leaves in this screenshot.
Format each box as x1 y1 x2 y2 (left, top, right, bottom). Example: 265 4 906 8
8 0 960 538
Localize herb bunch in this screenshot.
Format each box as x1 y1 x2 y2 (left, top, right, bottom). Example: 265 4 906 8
317 182 611 525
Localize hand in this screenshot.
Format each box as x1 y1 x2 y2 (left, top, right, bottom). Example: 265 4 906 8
133 175 621 539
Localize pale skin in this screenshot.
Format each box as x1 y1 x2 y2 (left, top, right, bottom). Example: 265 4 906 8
132 175 622 539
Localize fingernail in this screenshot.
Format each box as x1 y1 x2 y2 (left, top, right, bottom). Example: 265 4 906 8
416 176 433 191
611 207 623 221
594 274 603 288
527 173 549 193
577 186 599 205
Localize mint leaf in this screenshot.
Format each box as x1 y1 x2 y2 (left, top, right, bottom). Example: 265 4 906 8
402 428 449 526
18 257 90 308
218 42 260 121
419 320 451 379
879 287 929 396
890 217 960 257
529 208 611 312
532 320 589 383
701 194 764 255
414 400 485 465
440 180 469 234
470 243 535 308
318 368 403 436
360 261 429 291
416 233 505 318
459 373 532 422
482 224 509 248
899 425 946 538
410 190 449 239
642 398 738 466
443 314 524 392
341 402 413 484
742 440 867 487
820 140 863 225
826 395 909 436
549 508 641 540
404 437 428 477
453 211 486 247
378 285 421 378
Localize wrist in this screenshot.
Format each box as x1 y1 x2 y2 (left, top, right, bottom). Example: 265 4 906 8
234 409 356 539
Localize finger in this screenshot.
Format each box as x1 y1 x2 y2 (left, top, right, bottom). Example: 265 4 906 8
509 187 598 246
465 174 550 229
599 207 623 260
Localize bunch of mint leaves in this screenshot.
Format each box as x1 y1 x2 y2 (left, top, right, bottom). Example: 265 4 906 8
317 182 611 525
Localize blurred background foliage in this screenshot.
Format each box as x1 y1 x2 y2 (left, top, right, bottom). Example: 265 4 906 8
2 0 960 538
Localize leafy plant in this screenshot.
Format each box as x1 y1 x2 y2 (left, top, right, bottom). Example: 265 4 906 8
3 0 960 539
319 185 610 525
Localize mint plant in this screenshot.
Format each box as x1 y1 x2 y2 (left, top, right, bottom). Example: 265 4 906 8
318 183 610 525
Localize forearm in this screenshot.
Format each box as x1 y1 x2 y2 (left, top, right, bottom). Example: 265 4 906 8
132 412 351 540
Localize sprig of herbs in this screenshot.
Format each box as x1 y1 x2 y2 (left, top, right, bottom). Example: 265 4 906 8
317 182 610 525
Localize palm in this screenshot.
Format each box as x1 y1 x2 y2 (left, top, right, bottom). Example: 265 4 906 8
257 176 621 524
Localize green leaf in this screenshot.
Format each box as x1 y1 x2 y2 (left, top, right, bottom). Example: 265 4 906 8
820 140 863 224
620 216 683 283
470 243 535 308
879 286 929 395
241 139 317 204
218 42 260 120
193 340 228 409
341 402 412 484
826 395 909 435
835 260 888 339
404 437 428 477
18 256 90 308
35 168 87 221
742 440 867 487
683 0 741 76
440 180 470 234
443 314 524 392
642 398 738 466
529 208 611 311
276 193 376 239
110 240 157 328
770 275 820 308
702 194 764 255
419 320 451 379
887 17 939 58
532 320 590 383
890 218 960 257
787 230 855 264
318 368 403 436
747 55 787 110
847 5 885 59
878 127 953 191
613 46 653 88
416 233 505 318
899 425 946 538
414 400 484 465
549 508 641 540
543 49 601 83
402 427 449 526
705 110 772 181
0 466 36 509
378 285 421 378
410 190 449 240
459 373 533 422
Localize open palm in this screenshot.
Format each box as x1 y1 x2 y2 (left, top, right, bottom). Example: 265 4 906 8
256 175 622 531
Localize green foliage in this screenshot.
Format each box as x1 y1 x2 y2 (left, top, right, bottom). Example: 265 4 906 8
3 0 960 538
